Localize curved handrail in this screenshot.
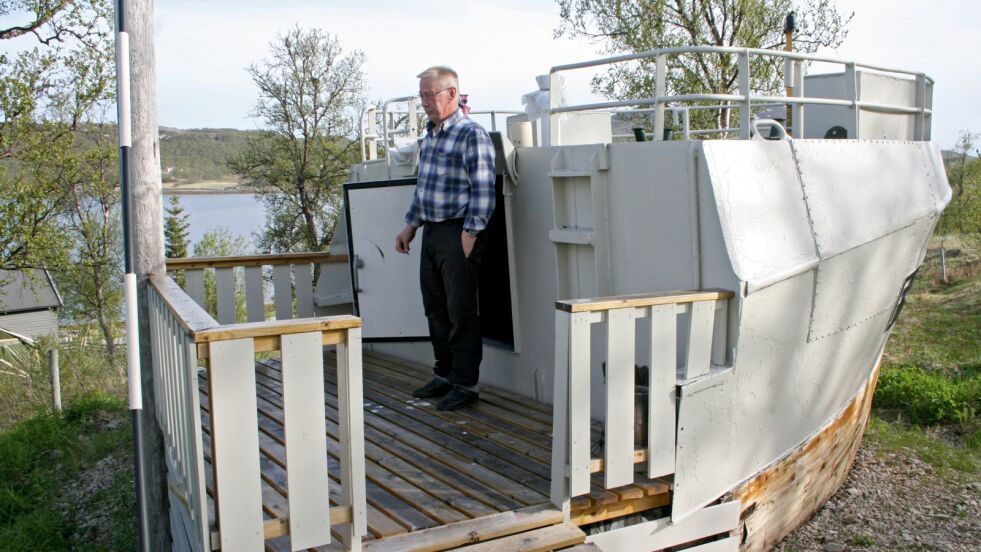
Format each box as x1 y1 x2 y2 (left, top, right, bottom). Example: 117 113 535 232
548 45 933 142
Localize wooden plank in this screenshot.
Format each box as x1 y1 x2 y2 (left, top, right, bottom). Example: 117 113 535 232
245 266 266 323
337 327 368 548
363 356 558 442
198 329 344 359
562 544 603 552
281 332 332 550
588 449 647 473
604 307 636 489
569 312 598 497
586 501 739 550
454 522 585 552
150 274 217 333
363 504 563 552
550 311 571 518
571 491 671 526
684 300 716 380
556 289 734 313
200 380 409 539
209 338 264 551
358 361 553 464
273 265 293 320
184 269 207 310
648 303 677 478
256 361 542 509
294 263 314 318
166 252 347 270
251 381 515 523
215 267 237 324
194 315 360 343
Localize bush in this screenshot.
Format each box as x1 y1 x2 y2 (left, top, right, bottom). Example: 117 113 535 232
874 366 979 425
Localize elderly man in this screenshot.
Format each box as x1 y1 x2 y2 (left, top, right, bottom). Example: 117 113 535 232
395 66 496 411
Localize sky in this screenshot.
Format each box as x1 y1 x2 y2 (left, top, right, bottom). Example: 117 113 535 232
2 0 978 149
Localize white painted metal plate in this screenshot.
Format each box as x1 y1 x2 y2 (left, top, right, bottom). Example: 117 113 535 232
673 368 735 522
794 140 948 258
586 500 738 550
344 180 429 340
701 141 818 288
809 218 934 341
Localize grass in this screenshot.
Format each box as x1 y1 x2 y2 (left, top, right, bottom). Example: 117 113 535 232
868 251 981 478
0 393 136 551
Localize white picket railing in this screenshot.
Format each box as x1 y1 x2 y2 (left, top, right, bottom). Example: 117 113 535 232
550 289 734 519
149 274 367 551
166 252 347 324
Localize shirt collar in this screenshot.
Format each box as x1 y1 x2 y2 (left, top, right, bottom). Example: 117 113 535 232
427 108 463 135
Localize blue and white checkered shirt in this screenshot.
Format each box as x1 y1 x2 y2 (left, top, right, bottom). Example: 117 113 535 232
405 109 496 232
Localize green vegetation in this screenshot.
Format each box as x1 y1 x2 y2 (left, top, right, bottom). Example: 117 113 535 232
159 127 256 183
0 394 135 551
870 138 980 475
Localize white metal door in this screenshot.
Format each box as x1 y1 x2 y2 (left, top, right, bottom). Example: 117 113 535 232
344 180 429 340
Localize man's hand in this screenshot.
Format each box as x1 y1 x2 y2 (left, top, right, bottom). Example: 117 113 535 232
395 224 418 254
461 230 477 258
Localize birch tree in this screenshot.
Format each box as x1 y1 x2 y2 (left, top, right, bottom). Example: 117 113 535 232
230 26 367 253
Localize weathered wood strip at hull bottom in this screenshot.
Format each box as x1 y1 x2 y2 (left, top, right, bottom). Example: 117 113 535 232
733 361 881 552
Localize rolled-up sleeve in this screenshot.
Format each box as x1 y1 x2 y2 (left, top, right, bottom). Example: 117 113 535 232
463 128 496 232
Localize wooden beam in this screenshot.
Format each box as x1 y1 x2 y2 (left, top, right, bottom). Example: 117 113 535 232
209 507 352 548
166 252 348 270
197 329 344 359
556 289 734 313
453 522 585 552
363 504 563 552
588 449 647 473
571 492 671 526
193 315 361 344
148 274 217 334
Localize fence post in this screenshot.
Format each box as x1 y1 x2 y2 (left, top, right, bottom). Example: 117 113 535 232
940 246 947 283
49 349 61 412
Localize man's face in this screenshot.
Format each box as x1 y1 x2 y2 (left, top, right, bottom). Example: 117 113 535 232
419 77 457 125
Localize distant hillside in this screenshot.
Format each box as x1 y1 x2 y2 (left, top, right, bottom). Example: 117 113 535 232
159 127 259 183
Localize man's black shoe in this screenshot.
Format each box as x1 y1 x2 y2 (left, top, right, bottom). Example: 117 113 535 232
412 378 453 399
436 387 478 411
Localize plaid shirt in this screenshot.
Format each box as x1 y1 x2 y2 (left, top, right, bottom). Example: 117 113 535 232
405 109 496 232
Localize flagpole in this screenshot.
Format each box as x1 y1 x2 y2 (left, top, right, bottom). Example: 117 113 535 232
114 1 150 549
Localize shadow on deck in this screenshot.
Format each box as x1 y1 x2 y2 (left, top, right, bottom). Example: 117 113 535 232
198 350 671 551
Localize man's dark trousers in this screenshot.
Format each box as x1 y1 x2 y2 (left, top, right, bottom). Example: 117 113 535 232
420 218 484 387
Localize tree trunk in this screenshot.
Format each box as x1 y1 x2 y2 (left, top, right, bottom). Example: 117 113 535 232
128 1 170 549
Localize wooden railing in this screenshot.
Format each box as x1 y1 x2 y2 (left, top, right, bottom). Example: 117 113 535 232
549 289 734 519
166 252 348 324
149 274 367 551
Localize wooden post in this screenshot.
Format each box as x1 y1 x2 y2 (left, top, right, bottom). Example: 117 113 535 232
49 349 61 412
127 0 170 548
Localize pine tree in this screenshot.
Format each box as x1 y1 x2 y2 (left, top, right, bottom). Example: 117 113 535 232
164 195 190 259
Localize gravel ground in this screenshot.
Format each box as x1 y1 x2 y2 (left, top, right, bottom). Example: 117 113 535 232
776 441 981 551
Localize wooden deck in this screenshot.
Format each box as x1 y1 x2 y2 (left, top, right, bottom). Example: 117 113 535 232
198 350 671 551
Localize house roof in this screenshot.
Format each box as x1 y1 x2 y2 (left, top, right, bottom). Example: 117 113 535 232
0 269 63 315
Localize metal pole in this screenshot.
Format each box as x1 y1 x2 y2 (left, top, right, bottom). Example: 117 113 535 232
784 12 796 132
49 349 61 412
114 1 150 550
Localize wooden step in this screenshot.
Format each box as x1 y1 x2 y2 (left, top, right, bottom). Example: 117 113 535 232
454 522 587 552
362 504 563 552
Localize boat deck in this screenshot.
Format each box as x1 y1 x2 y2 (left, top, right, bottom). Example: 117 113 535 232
198 350 671 551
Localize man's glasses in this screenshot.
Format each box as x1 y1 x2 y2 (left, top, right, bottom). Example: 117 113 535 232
419 88 452 101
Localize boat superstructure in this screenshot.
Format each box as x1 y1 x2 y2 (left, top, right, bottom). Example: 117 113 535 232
153 46 949 551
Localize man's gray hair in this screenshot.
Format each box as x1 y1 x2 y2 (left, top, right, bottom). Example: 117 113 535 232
417 66 459 89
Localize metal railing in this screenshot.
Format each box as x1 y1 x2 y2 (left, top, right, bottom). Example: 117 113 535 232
166 252 348 324
149 274 367 551
549 45 933 142
550 289 733 520
359 96 521 162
